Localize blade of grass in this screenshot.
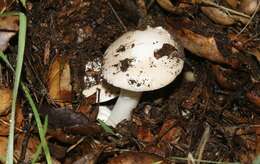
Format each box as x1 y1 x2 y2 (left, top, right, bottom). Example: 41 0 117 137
19 0 27 8
32 116 48 163
97 119 116 135
22 84 52 163
0 52 52 164
5 12 26 164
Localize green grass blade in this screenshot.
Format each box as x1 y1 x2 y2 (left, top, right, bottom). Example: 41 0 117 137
22 83 52 163
0 53 52 163
97 119 116 135
32 116 48 163
6 12 27 164
20 0 27 8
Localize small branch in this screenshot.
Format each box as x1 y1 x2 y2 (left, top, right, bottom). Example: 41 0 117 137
199 0 251 18
107 1 128 32
236 1 260 36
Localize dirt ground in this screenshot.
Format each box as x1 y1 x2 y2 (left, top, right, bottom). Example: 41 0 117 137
0 0 260 163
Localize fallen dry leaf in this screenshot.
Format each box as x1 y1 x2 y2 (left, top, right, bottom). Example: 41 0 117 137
136 126 154 143
201 6 235 25
158 119 182 145
0 87 12 115
0 101 24 136
239 0 259 15
167 23 239 68
0 16 19 51
143 143 170 158
211 64 249 90
225 0 238 9
0 136 7 162
47 55 72 107
107 151 170 164
156 0 192 13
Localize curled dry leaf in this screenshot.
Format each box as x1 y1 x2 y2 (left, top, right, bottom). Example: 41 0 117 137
108 151 170 164
228 33 260 62
156 0 192 13
201 4 250 25
211 64 249 90
167 24 239 67
158 119 182 144
201 6 235 25
225 0 238 9
239 0 260 15
143 143 170 158
136 126 154 143
0 16 19 51
47 55 72 107
0 87 12 115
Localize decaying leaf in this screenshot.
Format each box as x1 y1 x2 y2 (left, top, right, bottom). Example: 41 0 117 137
0 16 19 51
201 6 235 25
201 5 249 25
156 0 192 13
0 100 23 136
158 119 182 144
47 55 72 107
239 0 259 15
167 21 240 68
108 151 170 164
225 0 238 9
0 87 11 115
211 64 249 90
136 126 154 143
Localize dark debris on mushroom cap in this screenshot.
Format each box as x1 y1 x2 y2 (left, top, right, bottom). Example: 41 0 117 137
154 43 184 60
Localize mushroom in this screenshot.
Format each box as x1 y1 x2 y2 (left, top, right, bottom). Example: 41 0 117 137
102 26 185 127
83 83 119 103
83 59 120 121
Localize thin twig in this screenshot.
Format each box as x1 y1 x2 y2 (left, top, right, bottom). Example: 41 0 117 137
196 125 210 164
107 1 128 32
147 0 155 10
66 136 86 153
199 0 251 18
236 1 260 36
0 118 23 132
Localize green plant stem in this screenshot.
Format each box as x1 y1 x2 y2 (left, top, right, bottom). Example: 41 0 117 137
6 12 26 164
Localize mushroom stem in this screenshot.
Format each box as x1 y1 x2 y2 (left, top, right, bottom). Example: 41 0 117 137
105 89 142 127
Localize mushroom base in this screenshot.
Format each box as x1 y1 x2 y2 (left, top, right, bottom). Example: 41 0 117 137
105 89 142 127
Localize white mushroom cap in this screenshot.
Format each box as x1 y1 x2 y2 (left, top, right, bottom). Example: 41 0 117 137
82 82 119 103
83 58 119 103
102 26 184 92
